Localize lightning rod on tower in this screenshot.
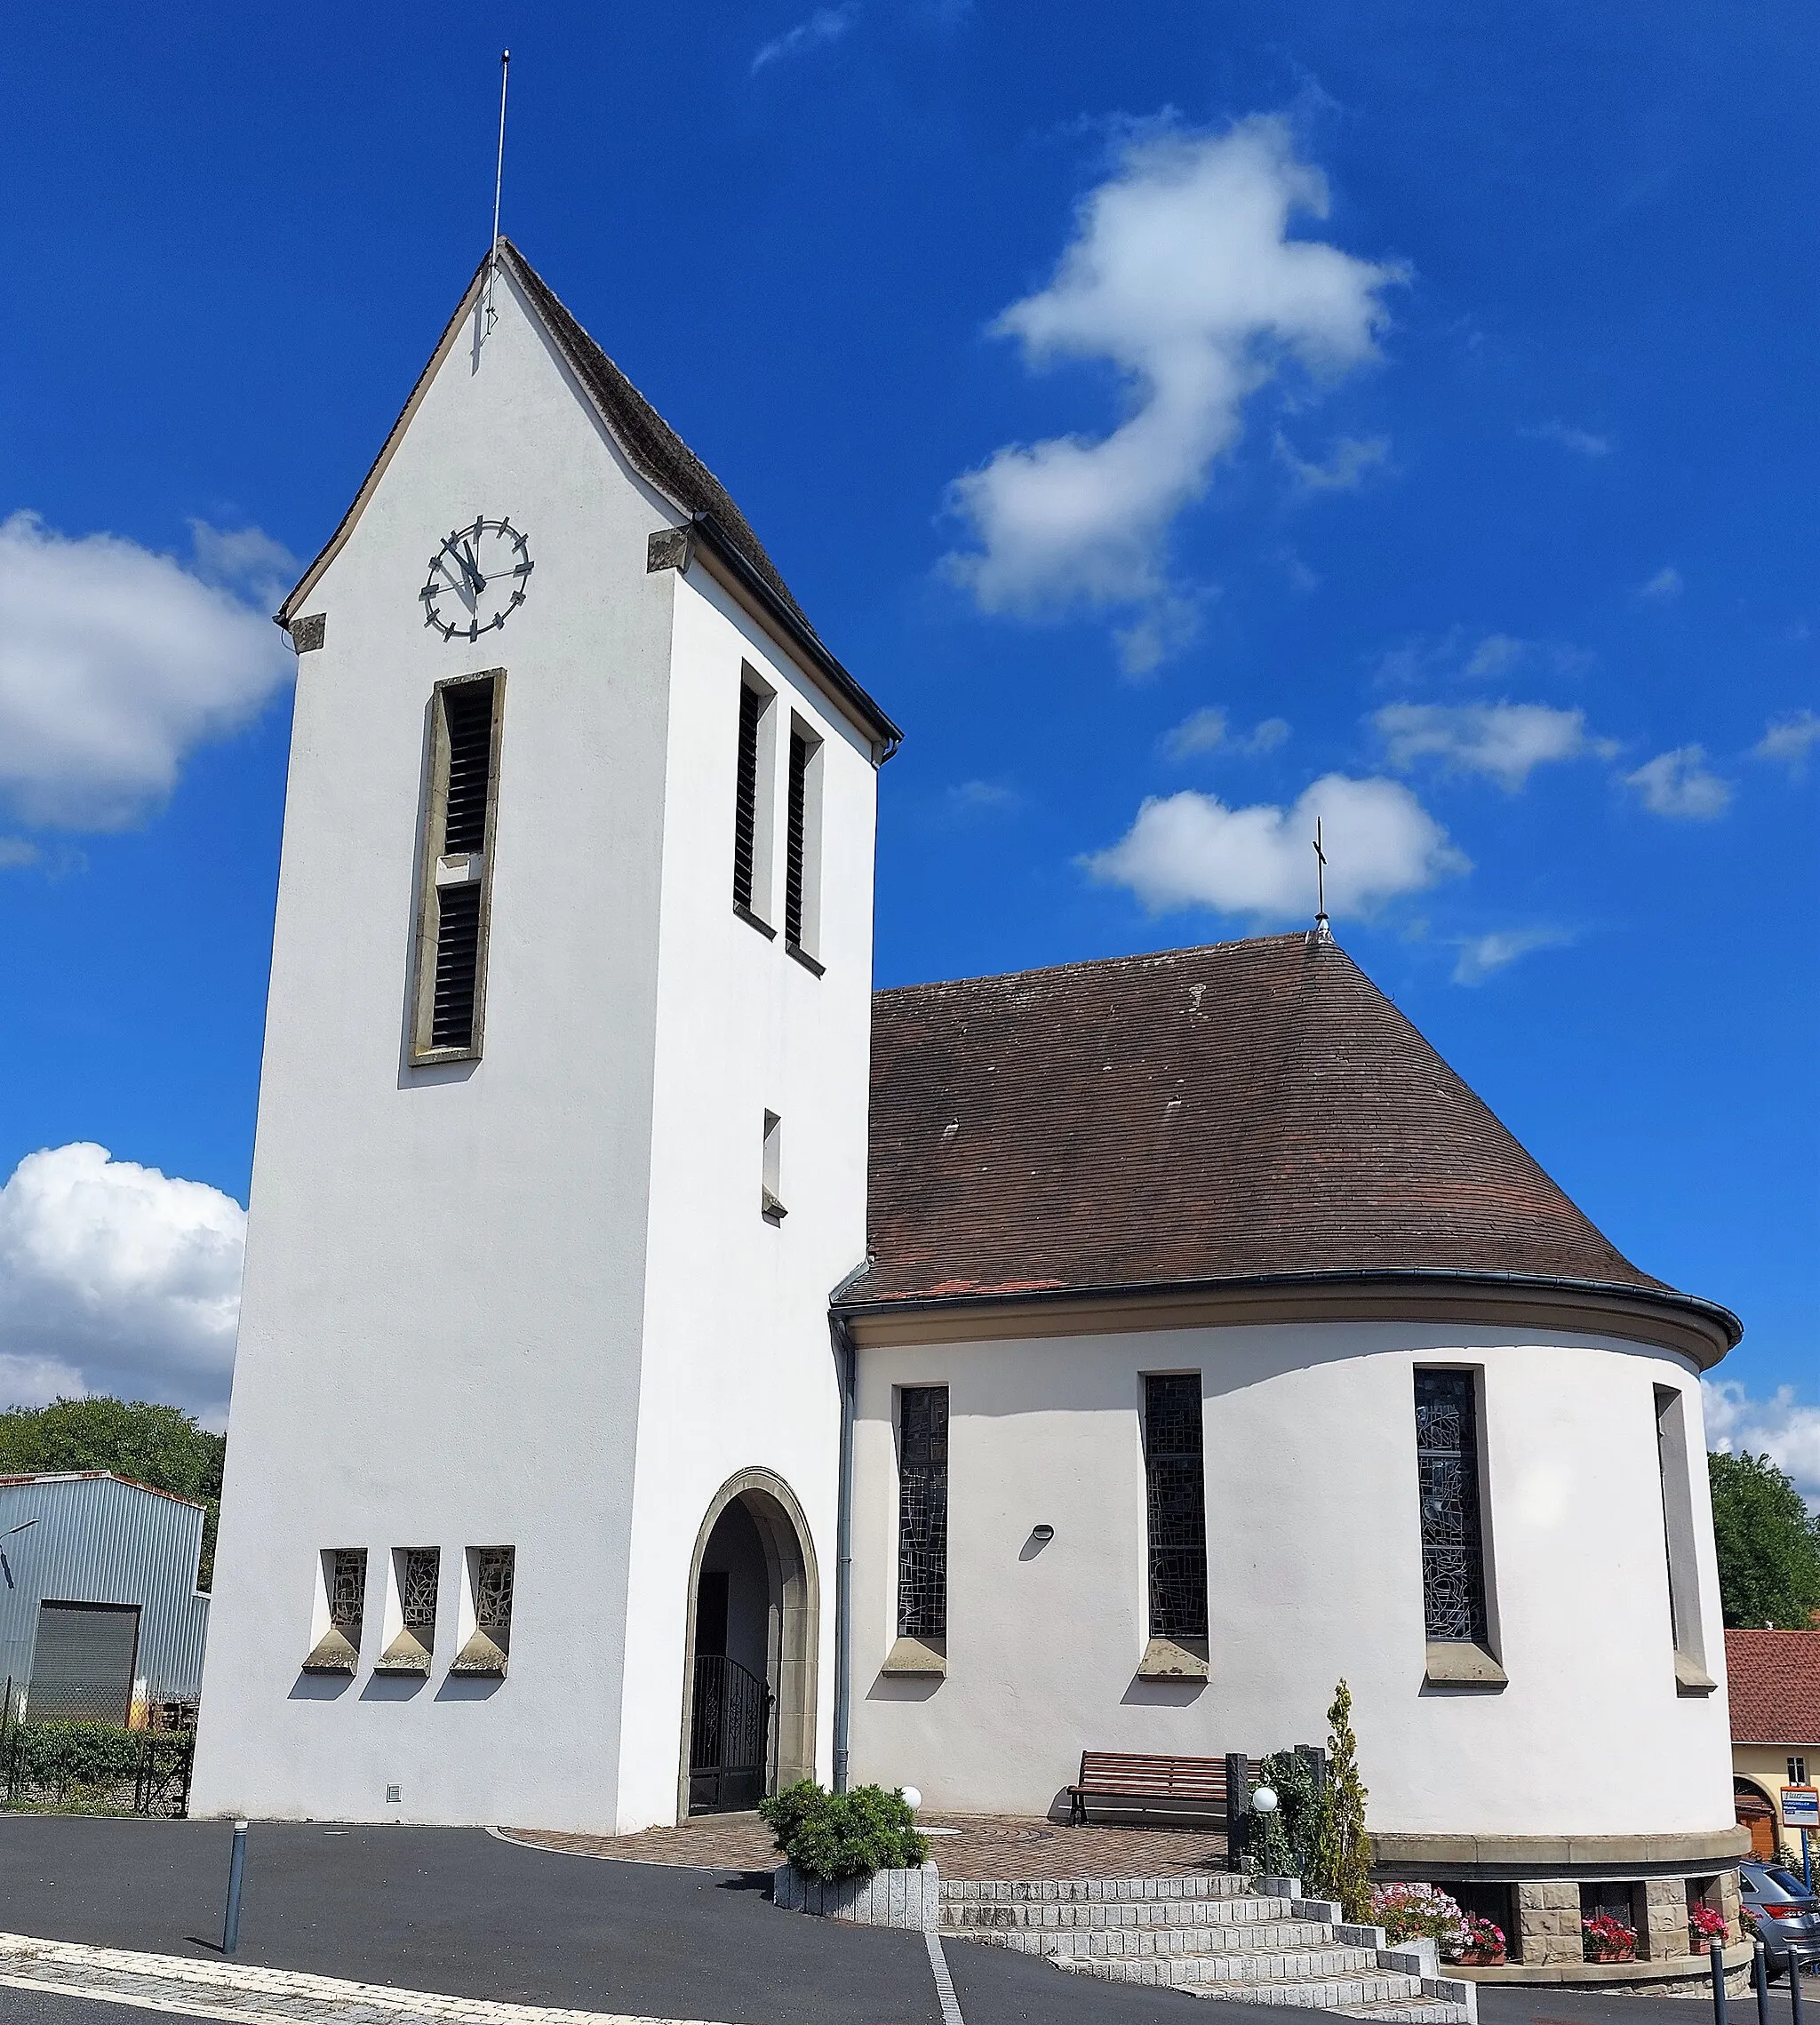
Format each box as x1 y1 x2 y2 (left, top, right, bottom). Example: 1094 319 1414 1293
485 50 512 338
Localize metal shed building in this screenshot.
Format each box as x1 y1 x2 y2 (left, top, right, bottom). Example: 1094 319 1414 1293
0 1473 210 1726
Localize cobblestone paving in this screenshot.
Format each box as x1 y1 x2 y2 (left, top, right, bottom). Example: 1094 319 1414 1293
0 1934 719 2025
502 1814 1232 1881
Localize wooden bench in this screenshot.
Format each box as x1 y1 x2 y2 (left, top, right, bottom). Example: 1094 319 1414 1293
1067 1750 1259 1840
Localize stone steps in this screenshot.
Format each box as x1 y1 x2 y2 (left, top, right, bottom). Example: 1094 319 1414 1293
937 1872 1474 2024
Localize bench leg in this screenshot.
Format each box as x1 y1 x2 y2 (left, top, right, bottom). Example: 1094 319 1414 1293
1069 1793 1085 1827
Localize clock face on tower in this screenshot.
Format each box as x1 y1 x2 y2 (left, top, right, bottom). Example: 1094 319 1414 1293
419 517 534 642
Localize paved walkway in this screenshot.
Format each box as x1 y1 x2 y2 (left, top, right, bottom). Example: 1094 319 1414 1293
0 1815 1263 2025
506 1812 1230 1882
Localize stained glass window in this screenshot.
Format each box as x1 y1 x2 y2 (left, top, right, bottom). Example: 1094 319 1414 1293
400 1549 439 1635
329 1550 366 1634
898 1386 948 1638
473 1547 515 1637
1144 1374 1208 1641
1415 1369 1489 1643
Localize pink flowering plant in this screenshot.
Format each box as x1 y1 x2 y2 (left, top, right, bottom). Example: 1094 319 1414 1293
1688 1904 1728 1944
1451 1916 1506 1962
1370 1883 1472 1949
1583 1912 1638 1960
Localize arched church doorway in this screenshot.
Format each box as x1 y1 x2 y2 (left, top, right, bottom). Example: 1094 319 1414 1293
678 1470 818 1820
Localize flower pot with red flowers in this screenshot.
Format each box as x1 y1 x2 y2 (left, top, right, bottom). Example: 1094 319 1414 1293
1688 1904 1728 1953
1449 1917 1507 1967
1583 1914 1638 1965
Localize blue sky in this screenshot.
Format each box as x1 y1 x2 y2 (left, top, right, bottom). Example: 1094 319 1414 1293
0 2 1814 1472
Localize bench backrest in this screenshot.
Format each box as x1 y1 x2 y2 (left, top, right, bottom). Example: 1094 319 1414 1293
1075 1750 1246 1799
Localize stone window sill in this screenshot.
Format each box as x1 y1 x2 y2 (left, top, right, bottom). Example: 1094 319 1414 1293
1673 1653 1717 1694
734 901 776 941
1425 1640 1507 1688
786 941 825 978
1136 1636 1209 1680
882 1634 945 1677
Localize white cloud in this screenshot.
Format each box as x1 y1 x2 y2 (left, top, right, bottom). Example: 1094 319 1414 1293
1525 419 1611 458
1376 700 1611 790
1704 1380 1820 1510
1756 709 1820 777
1462 634 1526 680
1624 745 1732 819
1451 926 1571 985
187 518 298 607
1274 431 1390 492
1163 706 1228 757
751 4 856 70
944 117 1402 656
942 777 1022 819
1637 565 1682 602
1084 773 1466 922
0 1144 244 1420
1161 706 1291 760
0 838 39 871
0 513 294 831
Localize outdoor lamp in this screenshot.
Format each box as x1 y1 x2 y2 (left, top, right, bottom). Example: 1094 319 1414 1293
900 1786 922 1812
1251 1787 1279 1814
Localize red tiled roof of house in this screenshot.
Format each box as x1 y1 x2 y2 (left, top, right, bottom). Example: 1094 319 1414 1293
1726 1630 1820 1744
854 932 1715 1312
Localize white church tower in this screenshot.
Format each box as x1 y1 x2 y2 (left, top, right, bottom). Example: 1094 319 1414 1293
192 243 900 1831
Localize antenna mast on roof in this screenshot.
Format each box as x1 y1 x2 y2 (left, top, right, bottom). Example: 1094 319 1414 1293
1310 817 1332 946
484 50 512 339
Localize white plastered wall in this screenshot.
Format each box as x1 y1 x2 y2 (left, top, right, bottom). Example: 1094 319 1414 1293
850 1321 1736 1838
193 265 689 1826
612 561 878 1830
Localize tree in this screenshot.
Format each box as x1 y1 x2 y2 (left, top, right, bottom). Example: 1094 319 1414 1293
1709 1451 1820 1630
0 1398 225 1590
1308 1678 1375 1923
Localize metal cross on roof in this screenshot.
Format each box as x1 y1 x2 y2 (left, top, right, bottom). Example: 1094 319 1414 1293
1313 817 1329 928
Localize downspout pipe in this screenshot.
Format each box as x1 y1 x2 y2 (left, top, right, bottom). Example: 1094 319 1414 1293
829 1311 858 1794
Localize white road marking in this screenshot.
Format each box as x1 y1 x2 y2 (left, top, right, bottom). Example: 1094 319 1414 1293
922 1931 964 2025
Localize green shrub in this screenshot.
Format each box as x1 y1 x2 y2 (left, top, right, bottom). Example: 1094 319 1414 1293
3 1721 188 1792
1247 1746 1328 1885
758 1781 929 1883
1307 1678 1374 1923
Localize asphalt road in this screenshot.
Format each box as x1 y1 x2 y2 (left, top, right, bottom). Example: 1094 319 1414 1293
0 1815 1259 2024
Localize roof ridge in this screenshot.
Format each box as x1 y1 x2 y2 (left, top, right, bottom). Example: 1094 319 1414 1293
874 930 1316 999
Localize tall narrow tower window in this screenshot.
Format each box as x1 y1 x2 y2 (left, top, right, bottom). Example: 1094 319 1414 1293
731 672 776 929
1143 1374 1208 1644
784 721 823 960
411 672 504 1063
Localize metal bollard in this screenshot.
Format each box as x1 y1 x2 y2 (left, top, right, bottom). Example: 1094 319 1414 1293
1755 1942 1771 2025
1791 1943 1808 2025
221 1820 248 1955
1712 1936 1730 2025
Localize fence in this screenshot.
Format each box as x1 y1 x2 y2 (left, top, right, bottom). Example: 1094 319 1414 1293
0 1676 194 1816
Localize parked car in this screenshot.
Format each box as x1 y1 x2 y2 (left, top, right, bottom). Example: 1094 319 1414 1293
1740 1860 1820 1981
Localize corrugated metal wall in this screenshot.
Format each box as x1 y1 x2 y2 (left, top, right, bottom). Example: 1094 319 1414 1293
0 1475 210 1717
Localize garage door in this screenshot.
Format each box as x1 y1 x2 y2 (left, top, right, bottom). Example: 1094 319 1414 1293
29 1601 140 1725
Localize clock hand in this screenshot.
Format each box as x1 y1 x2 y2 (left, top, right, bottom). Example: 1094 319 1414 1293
456 540 484 595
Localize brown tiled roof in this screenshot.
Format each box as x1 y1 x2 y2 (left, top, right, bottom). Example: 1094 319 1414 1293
1726 1630 1820 1745
853 931 1682 1307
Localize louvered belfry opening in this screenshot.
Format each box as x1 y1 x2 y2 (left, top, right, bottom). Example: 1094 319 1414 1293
414 674 500 1061
1144 1373 1209 1642
733 682 762 911
784 728 810 946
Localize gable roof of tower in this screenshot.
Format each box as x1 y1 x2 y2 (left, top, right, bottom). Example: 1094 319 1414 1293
275 241 899 750
848 932 1737 1352
1725 1630 1820 1745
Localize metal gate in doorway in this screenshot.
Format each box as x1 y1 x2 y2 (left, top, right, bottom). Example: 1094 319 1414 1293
688 1654 772 1814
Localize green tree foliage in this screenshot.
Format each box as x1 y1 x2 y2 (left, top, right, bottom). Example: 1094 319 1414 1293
1247 1747 1325 1885
1709 1450 1820 1630
1308 1678 1374 1923
0 1398 225 1590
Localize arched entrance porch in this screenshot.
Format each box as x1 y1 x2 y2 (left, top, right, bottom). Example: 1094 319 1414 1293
677 1469 819 1820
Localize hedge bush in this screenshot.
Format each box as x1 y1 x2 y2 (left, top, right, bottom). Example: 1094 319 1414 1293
4 1721 188 1788
758 1781 929 1883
